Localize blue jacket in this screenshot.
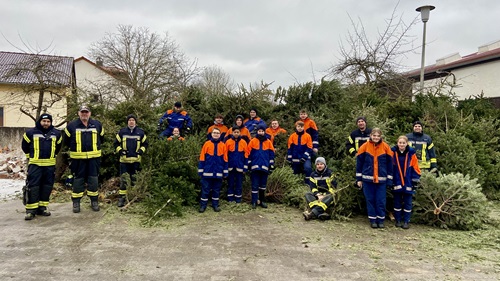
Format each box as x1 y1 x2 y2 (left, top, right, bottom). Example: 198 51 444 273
198 138 228 179
64 118 104 159
114 126 148 164
356 140 393 185
391 146 421 194
287 131 313 163
245 136 275 173
159 109 193 137
309 167 337 195
225 136 248 172
244 117 266 137
22 123 62 166
406 131 437 169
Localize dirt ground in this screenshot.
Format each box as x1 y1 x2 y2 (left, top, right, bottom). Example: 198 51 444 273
1 199 499 281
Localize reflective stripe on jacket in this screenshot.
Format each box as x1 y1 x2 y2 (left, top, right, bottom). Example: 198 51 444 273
245 137 275 173
22 128 62 166
406 132 437 169
356 140 393 184
287 131 313 162
198 139 228 178
114 126 148 163
225 136 248 172
64 118 104 159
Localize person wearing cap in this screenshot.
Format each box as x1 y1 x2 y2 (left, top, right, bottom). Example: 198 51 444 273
198 127 228 213
243 108 266 138
206 113 228 140
64 105 105 213
157 101 193 138
245 123 275 209
346 116 372 157
298 109 319 153
225 126 248 203
21 113 63 220
225 115 251 143
406 121 437 171
265 119 287 146
303 157 338 221
287 121 313 183
114 114 148 207
356 128 393 229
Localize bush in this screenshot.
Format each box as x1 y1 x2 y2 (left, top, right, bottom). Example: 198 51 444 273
266 166 307 208
413 172 490 230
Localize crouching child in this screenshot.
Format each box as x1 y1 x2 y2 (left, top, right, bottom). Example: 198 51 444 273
303 157 338 221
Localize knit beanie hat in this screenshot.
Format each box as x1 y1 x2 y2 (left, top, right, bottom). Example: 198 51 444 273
356 116 367 124
257 123 267 132
126 114 137 122
315 157 327 166
39 113 53 123
413 120 423 127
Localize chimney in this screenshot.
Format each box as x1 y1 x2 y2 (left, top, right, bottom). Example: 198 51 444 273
96 57 103 67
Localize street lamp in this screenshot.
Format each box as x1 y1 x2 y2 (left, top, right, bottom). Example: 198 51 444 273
416 5 435 93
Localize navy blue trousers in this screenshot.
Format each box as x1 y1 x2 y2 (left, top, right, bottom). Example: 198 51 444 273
250 170 268 204
227 170 243 203
393 192 413 223
362 182 387 224
200 178 222 208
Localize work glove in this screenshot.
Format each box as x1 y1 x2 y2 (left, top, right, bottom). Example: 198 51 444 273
65 175 74 188
137 149 144 155
120 150 128 156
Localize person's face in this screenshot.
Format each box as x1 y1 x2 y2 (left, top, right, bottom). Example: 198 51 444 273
397 138 408 151
413 124 423 133
236 118 243 126
357 120 366 130
296 125 304 132
232 129 241 138
215 117 223 124
371 132 381 143
271 121 279 129
128 119 136 127
250 110 257 118
211 130 221 140
316 162 325 171
257 129 265 136
174 106 181 112
78 110 91 122
300 112 308 120
173 128 180 136
40 119 51 129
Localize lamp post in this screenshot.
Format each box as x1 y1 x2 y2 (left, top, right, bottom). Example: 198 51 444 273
416 5 435 93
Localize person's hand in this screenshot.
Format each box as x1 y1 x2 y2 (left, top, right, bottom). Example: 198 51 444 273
137 149 144 155
185 127 191 134
356 181 363 189
317 194 325 201
120 150 128 156
313 148 318 154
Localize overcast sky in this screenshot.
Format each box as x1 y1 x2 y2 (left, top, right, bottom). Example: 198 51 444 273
1 0 498 90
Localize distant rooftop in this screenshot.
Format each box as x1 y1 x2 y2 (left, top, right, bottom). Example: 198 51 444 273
0 51 74 86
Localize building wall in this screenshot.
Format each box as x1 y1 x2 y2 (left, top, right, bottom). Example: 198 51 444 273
0 84 69 128
414 60 500 100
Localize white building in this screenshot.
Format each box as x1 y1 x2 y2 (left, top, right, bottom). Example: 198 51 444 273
407 40 500 103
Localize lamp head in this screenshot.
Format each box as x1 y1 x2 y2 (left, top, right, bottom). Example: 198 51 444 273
416 5 435 23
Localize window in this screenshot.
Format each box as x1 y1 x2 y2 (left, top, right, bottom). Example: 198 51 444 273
0 107 3 127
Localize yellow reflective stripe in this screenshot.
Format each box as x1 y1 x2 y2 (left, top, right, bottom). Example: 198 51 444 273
39 201 49 207
23 133 31 143
355 139 359 151
26 203 39 209
428 143 434 149
142 135 147 143
100 127 105 136
92 131 98 152
123 136 128 151
311 188 319 193
430 158 437 163
120 156 141 163
317 201 328 210
349 148 355 154
56 136 62 144
76 131 82 152
29 159 56 166
70 150 102 159
72 192 84 198
64 128 71 137
87 191 98 197
33 137 40 160
50 136 56 159
140 147 146 153
25 153 30 158
116 134 121 143
136 139 140 152
119 190 127 195
348 136 354 144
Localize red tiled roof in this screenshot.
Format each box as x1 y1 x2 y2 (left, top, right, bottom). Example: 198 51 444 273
0 51 74 86
406 47 500 79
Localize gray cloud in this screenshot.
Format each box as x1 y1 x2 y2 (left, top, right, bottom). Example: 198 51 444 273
1 0 498 90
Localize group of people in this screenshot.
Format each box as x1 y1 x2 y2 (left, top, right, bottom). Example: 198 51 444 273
22 101 437 230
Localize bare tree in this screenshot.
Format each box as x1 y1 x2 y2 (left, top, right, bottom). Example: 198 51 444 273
1 52 74 126
197 65 235 97
331 4 419 96
88 25 198 106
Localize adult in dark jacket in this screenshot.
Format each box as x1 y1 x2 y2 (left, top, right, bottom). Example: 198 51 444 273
21 113 62 220
346 116 372 157
64 105 105 213
303 157 338 221
406 121 437 171
391 136 421 229
114 114 148 207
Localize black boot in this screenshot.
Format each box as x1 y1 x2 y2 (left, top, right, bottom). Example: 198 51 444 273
91 198 100 212
199 205 206 213
25 212 35 220
37 207 51 216
72 199 81 213
258 190 268 208
117 197 125 207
